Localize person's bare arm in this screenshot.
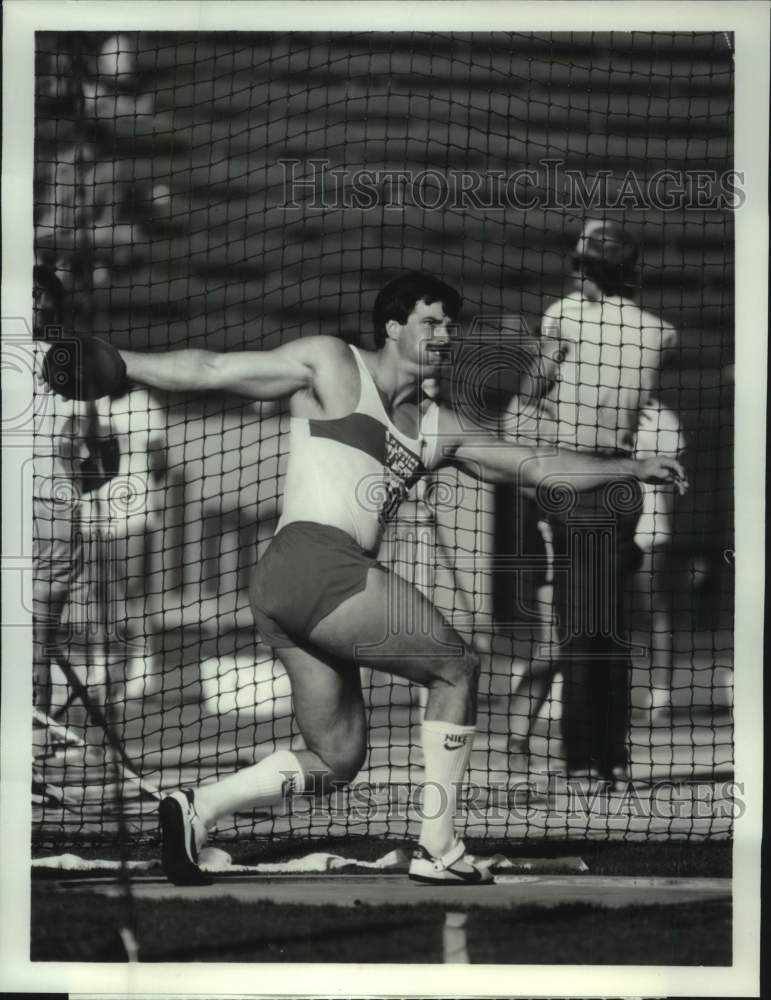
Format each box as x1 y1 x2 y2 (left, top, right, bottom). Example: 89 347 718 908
436 406 688 493
120 336 340 400
455 440 687 492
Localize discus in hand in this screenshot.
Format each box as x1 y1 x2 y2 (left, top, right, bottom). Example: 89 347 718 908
42 335 127 401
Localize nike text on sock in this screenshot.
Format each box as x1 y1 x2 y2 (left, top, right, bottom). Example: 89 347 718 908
419 720 475 859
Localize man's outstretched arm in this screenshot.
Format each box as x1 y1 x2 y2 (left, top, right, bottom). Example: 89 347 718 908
40 333 340 403
455 440 687 492
436 407 688 493
120 337 331 399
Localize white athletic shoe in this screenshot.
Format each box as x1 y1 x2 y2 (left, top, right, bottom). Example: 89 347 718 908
409 840 494 885
159 789 212 886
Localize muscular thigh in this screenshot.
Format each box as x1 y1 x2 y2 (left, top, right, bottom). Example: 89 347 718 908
308 566 468 685
277 642 366 772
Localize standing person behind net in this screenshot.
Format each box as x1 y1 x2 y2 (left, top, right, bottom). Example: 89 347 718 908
632 397 686 718
78 387 169 706
506 221 679 784
41 271 685 885
33 268 166 720
32 267 118 720
32 265 73 720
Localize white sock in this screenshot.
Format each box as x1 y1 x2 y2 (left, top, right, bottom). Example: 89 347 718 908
418 720 475 858
194 749 306 829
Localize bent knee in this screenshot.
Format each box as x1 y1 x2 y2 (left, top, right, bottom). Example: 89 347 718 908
328 751 365 787
456 645 481 685
465 645 482 681
433 644 481 690
306 743 366 793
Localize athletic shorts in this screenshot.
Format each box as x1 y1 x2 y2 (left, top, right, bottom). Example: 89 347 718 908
249 521 383 648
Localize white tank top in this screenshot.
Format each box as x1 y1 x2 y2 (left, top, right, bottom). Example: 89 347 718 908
277 345 440 553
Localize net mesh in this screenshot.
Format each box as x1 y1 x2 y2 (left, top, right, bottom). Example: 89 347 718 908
32 30 734 845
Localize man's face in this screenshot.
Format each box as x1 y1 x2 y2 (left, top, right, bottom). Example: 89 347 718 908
395 297 453 376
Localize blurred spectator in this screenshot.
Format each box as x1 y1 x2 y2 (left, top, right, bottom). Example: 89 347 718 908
32 267 107 717
33 267 168 720
504 220 679 784
35 32 159 288
632 399 687 717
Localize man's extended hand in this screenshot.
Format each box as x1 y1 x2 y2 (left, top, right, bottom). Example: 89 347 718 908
636 456 689 494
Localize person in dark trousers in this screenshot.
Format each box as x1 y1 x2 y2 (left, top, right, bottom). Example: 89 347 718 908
506 221 679 785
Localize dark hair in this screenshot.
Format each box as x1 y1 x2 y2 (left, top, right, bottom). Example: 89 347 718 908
372 272 461 348
33 265 65 302
572 258 638 297
33 265 66 337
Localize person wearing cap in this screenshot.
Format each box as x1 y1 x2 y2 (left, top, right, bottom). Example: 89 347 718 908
505 220 680 785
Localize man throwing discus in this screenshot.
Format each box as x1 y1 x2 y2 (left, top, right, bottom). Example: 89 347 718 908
42 271 686 885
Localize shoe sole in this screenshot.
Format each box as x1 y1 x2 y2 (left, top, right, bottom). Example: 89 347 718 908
159 795 213 887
